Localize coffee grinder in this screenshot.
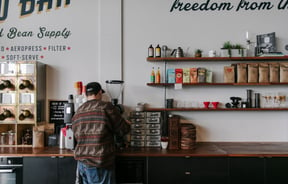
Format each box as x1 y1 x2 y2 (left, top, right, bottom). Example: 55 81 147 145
105 80 126 148
105 80 125 113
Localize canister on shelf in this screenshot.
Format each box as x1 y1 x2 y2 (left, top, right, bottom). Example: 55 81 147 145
255 93 260 108
0 132 8 145
8 131 15 145
247 89 252 108
166 99 174 108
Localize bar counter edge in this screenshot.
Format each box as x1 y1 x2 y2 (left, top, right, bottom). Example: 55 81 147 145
1 142 288 157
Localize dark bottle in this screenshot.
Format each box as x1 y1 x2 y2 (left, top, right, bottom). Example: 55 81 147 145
0 80 13 90
155 44 161 57
0 84 4 90
148 44 154 57
19 79 34 90
3 109 12 118
0 109 13 120
22 129 32 145
19 109 33 120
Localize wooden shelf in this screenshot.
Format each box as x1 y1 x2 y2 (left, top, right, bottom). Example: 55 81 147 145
147 82 288 86
147 56 288 62
146 56 288 113
145 107 288 112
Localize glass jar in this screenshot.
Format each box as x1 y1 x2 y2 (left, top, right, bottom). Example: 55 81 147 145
8 131 15 145
0 132 8 145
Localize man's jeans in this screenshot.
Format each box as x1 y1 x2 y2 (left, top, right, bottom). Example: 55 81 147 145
77 161 116 184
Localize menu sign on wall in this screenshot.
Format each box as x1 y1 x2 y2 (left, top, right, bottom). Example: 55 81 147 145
49 100 67 124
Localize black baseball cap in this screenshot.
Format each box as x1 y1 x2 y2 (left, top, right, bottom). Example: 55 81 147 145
85 82 105 94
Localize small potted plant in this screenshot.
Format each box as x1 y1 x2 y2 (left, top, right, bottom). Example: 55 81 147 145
221 41 247 57
220 41 233 57
194 49 203 57
231 44 246 57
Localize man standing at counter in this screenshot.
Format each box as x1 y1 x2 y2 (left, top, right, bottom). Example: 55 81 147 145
72 82 131 184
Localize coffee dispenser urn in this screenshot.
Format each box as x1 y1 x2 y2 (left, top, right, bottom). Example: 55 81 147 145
59 125 74 149
60 94 75 149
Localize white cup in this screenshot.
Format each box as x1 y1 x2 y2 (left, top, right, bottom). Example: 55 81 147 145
161 141 168 149
208 50 216 57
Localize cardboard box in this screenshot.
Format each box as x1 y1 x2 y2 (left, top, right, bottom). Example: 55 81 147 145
175 68 183 83
197 68 206 83
183 68 190 83
190 68 198 83
166 69 175 83
224 66 235 83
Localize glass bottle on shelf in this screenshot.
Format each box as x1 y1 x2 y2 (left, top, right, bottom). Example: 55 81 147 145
155 44 161 57
148 44 154 57
155 67 161 83
150 67 155 83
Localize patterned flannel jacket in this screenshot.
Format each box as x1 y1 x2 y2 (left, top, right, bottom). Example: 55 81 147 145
72 99 130 169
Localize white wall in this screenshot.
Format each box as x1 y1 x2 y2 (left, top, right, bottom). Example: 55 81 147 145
123 0 288 142
0 0 122 98
1 0 288 142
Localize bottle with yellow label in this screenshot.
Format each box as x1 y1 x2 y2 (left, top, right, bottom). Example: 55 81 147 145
155 44 161 57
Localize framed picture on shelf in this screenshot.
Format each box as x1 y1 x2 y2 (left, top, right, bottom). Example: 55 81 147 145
256 32 276 56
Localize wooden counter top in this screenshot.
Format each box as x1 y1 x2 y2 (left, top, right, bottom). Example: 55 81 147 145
0 146 74 157
216 142 288 157
116 142 226 157
117 142 288 157
1 142 288 157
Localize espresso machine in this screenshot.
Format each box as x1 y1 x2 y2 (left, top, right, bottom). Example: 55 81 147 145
60 94 75 149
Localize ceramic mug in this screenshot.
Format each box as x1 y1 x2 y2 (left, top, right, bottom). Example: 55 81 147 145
208 50 216 57
212 102 219 109
203 101 210 108
161 141 168 149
